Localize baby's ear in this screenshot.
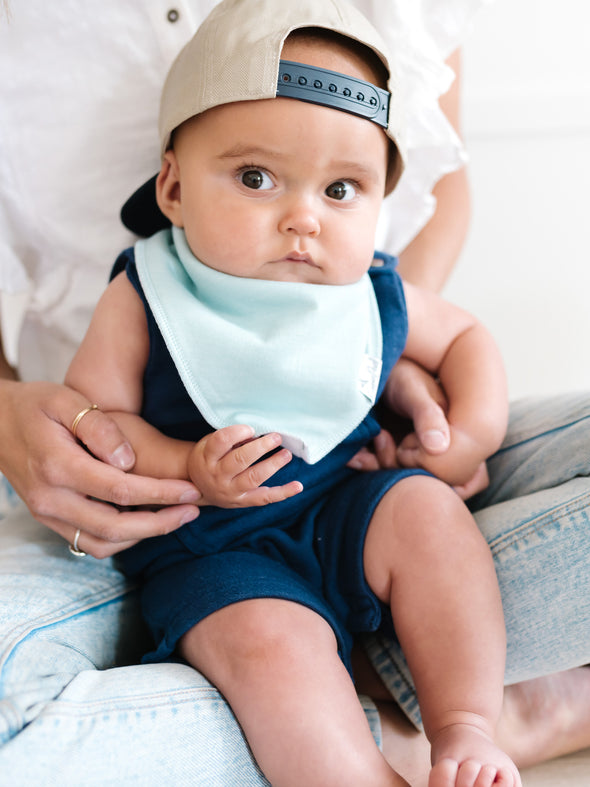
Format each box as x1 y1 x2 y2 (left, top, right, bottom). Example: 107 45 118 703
156 151 184 227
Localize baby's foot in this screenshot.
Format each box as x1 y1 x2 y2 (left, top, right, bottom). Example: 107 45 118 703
429 723 521 787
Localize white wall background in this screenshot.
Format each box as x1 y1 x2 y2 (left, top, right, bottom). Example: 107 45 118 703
444 0 590 399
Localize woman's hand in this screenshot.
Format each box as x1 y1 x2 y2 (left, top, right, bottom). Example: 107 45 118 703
348 358 451 471
348 359 490 500
187 424 303 508
396 425 491 494
0 380 201 558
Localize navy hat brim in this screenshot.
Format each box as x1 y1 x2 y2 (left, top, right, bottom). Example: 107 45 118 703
120 174 171 237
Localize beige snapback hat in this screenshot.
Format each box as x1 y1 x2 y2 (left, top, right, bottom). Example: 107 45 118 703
122 0 406 236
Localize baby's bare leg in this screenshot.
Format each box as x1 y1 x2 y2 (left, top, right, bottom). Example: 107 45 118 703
364 476 521 787
179 598 408 787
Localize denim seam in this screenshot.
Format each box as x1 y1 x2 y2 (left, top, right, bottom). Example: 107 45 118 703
35 685 224 718
0 583 136 673
487 487 590 557
0 698 22 743
497 414 590 454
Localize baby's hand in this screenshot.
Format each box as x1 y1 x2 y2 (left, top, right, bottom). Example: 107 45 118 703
396 426 489 494
187 424 303 508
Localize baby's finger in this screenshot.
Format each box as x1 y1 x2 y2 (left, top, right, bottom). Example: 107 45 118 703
203 424 257 462
233 447 293 492
221 432 284 478
239 480 303 507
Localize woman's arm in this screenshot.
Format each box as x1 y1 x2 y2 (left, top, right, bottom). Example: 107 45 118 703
65 272 150 414
386 284 509 486
375 50 492 497
397 49 471 292
0 276 200 559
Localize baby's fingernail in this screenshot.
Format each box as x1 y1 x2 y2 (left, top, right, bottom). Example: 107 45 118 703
422 430 448 452
109 442 135 469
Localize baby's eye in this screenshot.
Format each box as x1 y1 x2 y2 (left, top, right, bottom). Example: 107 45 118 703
325 180 357 201
240 169 273 190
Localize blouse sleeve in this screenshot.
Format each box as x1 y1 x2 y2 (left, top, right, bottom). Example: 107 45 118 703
0 150 32 294
363 0 492 254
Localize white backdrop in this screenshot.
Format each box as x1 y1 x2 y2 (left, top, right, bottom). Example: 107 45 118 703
445 0 590 399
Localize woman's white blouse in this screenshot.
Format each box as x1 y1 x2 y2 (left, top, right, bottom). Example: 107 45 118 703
0 0 487 382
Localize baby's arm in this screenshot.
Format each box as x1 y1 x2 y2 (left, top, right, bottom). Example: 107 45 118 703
385 283 509 486
65 272 150 417
107 414 302 507
66 273 301 509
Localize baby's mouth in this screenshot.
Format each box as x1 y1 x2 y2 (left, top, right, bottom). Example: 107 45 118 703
279 251 318 267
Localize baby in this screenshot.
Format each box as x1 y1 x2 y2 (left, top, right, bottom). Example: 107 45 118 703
66 1 521 785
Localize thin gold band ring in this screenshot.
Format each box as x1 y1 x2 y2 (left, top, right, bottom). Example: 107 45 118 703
71 404 99 439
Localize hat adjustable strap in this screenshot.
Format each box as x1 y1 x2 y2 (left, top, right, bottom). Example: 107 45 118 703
277 60 389 128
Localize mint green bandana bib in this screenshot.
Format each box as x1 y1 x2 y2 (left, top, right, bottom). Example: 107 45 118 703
135 228 383 464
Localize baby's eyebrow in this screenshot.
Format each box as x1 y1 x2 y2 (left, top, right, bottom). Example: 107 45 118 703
218 144 281 160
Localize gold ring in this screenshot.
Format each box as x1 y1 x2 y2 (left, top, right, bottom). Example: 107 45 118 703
71 404 99 439
68 529 87 557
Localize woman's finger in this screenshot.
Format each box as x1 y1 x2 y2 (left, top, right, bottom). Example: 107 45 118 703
373 429 398 467
347 447 381 471
53 448 201 507
29 489 199 557
68 402 136 470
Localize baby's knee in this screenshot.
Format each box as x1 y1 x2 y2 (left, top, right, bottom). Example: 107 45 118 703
364 476 475 598
369 475 466 546
182 598 336 679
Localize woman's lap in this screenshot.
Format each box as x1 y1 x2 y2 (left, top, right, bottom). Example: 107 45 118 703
1 391 588 769
473 393 590 683
0 492 380 783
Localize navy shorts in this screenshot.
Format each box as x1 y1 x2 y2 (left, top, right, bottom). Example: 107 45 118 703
129 467 427 675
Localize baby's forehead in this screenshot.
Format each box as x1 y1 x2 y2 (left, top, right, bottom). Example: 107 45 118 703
281 30 388 91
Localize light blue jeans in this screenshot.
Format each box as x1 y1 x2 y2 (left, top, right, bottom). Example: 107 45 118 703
1 393 589 785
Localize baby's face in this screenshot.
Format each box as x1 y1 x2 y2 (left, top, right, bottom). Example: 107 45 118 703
159 41 389 285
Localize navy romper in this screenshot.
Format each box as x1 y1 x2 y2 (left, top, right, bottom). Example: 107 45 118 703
114 249 428 674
